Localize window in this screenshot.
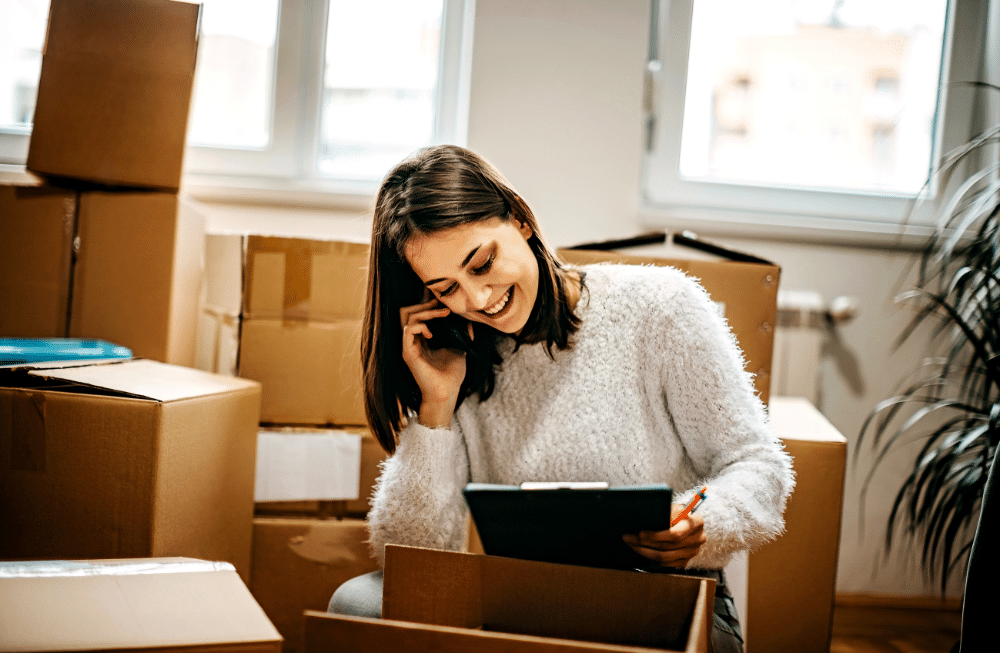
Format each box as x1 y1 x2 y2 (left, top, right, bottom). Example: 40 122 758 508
642 0 985 243
0 0 473 199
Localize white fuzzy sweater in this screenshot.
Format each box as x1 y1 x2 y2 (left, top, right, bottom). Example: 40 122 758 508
367 263 794 569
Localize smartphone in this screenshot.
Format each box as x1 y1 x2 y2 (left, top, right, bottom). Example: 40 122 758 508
424 313 475 354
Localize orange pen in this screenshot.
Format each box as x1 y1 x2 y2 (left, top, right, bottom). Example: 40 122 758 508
671 486 708 527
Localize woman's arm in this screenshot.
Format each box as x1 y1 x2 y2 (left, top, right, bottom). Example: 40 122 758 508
651 270 795 568
366 419 472 568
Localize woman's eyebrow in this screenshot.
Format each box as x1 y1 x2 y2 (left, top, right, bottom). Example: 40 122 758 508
424 244 482 286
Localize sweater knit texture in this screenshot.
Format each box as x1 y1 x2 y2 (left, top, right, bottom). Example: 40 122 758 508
367 263 795 569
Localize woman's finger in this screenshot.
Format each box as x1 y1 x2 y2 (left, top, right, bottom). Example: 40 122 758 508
626 541 703 567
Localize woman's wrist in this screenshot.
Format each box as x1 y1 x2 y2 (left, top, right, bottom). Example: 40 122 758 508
417 398 457 428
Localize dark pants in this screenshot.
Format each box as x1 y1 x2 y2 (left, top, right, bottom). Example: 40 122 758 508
329 568 744 653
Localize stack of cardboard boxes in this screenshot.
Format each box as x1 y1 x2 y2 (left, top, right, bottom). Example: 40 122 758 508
1 3 271 648
196 234 386 652
0 0 203 366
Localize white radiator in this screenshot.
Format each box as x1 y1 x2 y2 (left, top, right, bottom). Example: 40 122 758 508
769 290 857 406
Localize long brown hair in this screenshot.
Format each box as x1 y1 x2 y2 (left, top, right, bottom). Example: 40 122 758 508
363 145 584 453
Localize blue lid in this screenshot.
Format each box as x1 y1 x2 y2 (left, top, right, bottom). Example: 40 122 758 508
0 338 133 366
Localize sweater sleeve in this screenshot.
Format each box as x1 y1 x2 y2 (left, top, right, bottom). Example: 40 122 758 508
366 419 472 568
650 270 795 568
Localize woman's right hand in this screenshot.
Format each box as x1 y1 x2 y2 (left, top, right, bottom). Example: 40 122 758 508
400 297 470 428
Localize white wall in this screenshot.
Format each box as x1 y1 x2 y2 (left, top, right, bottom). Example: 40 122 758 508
201 0 966 598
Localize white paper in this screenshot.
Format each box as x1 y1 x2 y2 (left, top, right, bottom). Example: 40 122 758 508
254 429 362 502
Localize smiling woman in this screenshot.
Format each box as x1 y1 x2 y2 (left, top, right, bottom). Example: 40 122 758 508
335 144 796 653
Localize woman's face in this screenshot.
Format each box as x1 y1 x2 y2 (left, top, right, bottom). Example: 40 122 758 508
405 216 540 335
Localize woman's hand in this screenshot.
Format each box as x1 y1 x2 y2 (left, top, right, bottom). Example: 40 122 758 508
623 503 707 568
400 297 470 428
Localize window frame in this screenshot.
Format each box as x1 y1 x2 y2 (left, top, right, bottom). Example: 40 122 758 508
0 0 475 206
639 0 989 246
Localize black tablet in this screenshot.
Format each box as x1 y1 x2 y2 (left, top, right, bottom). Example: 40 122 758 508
462 482 673 570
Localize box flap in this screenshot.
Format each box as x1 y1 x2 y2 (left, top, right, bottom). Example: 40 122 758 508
0 557 282 652
15 359 258 402
769 396 848 443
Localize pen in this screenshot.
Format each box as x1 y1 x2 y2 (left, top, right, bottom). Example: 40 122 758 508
671 486 707 527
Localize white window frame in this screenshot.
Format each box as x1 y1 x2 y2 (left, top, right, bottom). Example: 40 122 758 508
639 0 990 246
0 0 475 208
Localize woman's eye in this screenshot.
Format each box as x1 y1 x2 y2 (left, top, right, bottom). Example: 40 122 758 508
472 253 495 275
439 284 458 297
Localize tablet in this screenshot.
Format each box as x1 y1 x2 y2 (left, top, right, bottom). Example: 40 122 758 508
462 482 673 570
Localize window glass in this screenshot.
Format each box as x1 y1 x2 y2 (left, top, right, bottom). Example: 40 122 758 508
319 0 443 181
0 0 48 133
680 0 948 196
187 0 280 149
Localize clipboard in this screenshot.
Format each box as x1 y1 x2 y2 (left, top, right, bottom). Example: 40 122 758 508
462 482 673 570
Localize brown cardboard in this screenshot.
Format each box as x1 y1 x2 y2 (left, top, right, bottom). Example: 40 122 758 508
304 545 712 653
26 0 201 190
240 318 365 425
197 234 370 426
0 177 76 337
70 191 205 366
0 359 262 582
747 396 847 653
559 248 780 404
250 518 380 653
0 557 282 652
0 182 204 367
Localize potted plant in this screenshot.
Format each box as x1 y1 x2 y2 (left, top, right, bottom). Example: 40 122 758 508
858 81 999 595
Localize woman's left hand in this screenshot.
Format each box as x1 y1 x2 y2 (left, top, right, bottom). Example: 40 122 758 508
623 504 707 568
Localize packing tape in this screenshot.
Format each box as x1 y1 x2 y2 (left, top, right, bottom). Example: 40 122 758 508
0 559 236 578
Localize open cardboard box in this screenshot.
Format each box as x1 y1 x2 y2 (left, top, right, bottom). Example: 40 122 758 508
26 0 201 190
0 557 282 652
0 359 261 582
0 171 205 366
303 545 712 653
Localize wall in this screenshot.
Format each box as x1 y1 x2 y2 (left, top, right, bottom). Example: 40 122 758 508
200 0 966 599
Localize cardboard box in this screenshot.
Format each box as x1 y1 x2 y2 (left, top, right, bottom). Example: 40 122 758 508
197 234 369 425
26 0 201 190
0 359 262 582
747 396 847 653
0 174 204 366
304 545 712 653
254 427 387 516
0 557 282 652
559 245 780 404
250 518 380 653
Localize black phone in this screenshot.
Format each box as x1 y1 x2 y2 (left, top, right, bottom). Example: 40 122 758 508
424 313 475 354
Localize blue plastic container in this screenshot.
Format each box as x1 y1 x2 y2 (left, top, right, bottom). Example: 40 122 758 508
0 338 133 366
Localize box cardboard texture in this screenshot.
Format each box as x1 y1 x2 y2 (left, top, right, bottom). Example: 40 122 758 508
26 0 201 190
250 518 380 653
197 234 369 426
0 359 262 582
304 545 712 653
0 557 282 653
0 176 205 366
747 397 847 653
559 247 780 404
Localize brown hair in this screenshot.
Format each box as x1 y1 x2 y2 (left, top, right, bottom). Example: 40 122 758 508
363 145 584 453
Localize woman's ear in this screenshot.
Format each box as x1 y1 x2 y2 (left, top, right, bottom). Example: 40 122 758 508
517 220 533 240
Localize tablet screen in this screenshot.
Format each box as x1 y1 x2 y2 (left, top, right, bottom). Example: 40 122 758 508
463 483 673 570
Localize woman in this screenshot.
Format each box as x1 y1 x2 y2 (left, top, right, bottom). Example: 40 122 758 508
330 144 794 652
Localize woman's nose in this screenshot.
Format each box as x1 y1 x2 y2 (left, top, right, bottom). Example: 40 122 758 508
465 282 493 311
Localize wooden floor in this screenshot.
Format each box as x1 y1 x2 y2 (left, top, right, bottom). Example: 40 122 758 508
830 604 961 653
